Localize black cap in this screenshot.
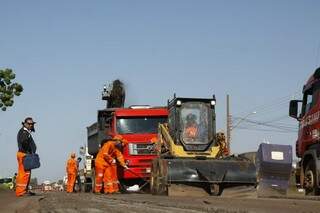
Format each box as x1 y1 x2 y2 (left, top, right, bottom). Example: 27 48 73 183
23 117 36 124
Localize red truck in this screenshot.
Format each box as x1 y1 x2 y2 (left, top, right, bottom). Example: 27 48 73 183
289 67 320 195
82 81 168 191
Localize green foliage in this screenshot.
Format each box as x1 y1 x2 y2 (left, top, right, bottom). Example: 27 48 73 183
0 68 23 111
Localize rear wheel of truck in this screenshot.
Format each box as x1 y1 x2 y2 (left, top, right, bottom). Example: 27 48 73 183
304 160 320 195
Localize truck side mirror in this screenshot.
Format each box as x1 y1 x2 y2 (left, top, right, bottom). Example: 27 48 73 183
289 100 302 120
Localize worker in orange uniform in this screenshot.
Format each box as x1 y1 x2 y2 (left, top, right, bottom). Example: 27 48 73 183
66 152 78 193
16 117 37 197
184 113 199 140
95 135 128 194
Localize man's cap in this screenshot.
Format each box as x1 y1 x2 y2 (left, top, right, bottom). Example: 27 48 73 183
23 117 36 124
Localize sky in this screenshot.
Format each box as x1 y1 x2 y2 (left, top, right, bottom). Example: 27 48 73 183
0 0 319 182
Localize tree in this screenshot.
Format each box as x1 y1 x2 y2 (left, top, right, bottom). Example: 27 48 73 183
0 68 23 111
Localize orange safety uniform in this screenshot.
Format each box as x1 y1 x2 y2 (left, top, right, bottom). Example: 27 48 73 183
185 125 198 138
16 152 31 196
95 141 126 193
66 154 78 193
16 124 37 197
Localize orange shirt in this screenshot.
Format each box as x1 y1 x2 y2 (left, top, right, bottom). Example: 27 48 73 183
66 158 78 174
185 126 198 138
95 141 125 167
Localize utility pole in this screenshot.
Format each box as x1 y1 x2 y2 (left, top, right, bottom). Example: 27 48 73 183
226 94 231 153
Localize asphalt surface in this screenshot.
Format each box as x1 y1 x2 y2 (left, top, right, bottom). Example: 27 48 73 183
1 187 320 213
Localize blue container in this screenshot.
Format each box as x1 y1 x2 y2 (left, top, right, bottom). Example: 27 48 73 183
256 143 293 197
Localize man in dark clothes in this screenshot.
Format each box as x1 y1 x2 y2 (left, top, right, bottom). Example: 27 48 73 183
16 117 37 197
74 157 82 192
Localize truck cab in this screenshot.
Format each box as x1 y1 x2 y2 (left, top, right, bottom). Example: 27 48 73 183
114 107 168 182
289 67 320 195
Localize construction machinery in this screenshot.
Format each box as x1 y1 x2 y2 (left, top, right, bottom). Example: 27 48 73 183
150 95 256 196
289 67 320 195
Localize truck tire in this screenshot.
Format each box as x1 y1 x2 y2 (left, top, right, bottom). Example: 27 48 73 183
304 160 320 195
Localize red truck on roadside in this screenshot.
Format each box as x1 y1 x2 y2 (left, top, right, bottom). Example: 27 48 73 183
82 80 168 191
289 67 320 195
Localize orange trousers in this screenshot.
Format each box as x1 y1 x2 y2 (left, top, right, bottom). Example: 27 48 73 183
16 152 31 197
95 164 120 193
66 173 76 193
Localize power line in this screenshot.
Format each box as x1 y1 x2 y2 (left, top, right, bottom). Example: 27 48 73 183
233 91 300 118
232 115 296 127
237 126 297 133
232 117 298 132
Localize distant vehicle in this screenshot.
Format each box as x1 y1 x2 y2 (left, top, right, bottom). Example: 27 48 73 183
53 183 64 191
289 67 320 195
42 180 53 191
0 177 14 189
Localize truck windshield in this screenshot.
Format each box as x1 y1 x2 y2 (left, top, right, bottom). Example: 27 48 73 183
117 116 167 134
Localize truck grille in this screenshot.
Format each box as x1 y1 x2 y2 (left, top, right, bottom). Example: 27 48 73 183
128 143 156 155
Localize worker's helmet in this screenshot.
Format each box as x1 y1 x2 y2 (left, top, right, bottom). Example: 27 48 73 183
186 113 196 122
113 134 128 147
216 132 226 141
71 152 76 158
150 137 158 143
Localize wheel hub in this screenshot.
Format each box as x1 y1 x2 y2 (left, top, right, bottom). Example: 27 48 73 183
304 170 314 189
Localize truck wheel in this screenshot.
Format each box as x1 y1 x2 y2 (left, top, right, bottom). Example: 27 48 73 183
304 161 320 195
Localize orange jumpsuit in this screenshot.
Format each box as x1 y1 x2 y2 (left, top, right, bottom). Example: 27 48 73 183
15 152 31 196
95 141 126 193
66 158 78 193
185 125 198 138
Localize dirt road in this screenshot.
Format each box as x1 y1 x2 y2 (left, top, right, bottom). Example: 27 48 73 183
1 187 320 213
